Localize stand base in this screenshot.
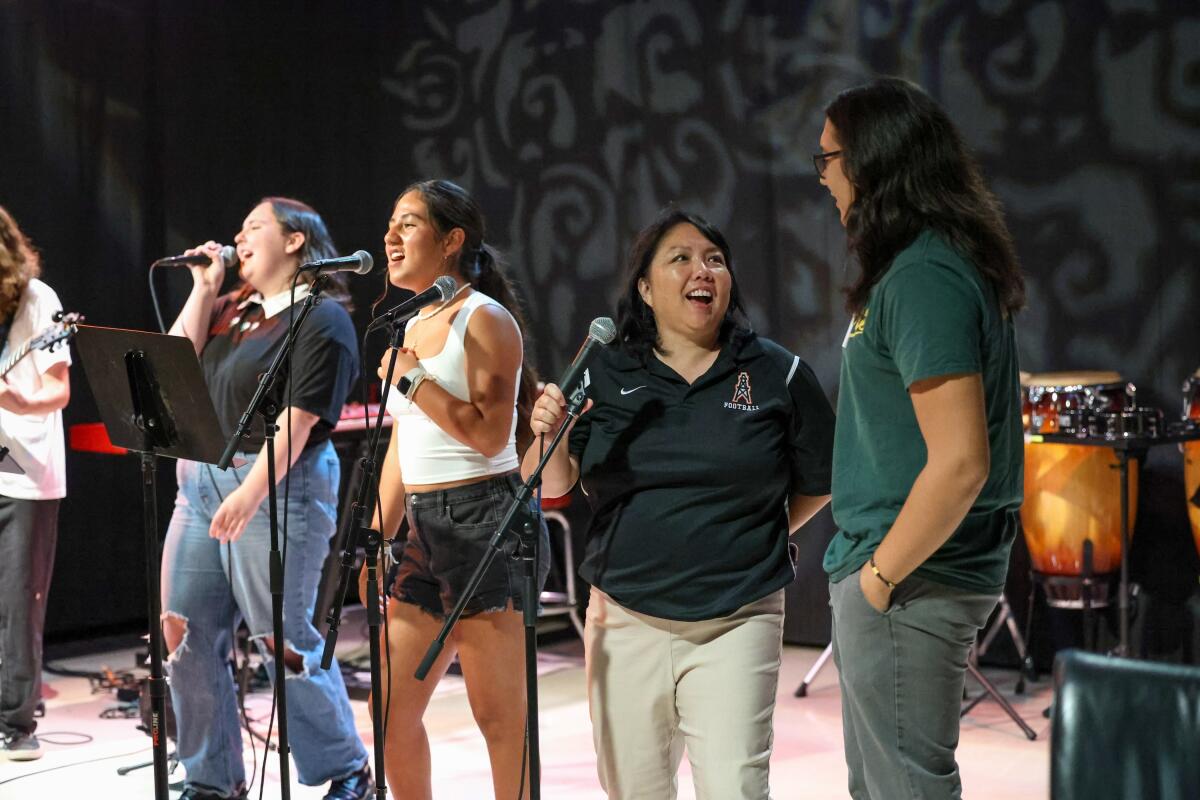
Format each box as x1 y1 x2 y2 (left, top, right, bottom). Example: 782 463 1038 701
1035 571 1116 610
962 646 1038 741
794 643 834 698
118 750 180 779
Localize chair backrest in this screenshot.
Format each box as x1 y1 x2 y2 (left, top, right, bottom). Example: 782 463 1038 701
1052 649 1200 800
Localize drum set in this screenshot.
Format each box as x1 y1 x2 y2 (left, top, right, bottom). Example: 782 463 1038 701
1020 369 1200 655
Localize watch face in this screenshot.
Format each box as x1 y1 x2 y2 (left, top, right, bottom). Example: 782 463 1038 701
397 376 412 395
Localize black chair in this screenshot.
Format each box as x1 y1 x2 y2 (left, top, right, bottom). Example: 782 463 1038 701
1052 649 1200 800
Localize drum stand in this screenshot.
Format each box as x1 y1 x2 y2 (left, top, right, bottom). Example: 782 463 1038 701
961 641 1038 740
976 594 1036 693
961 593 1038 739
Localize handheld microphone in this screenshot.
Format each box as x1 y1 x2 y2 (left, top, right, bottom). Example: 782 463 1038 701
298 250 374 275
153 245 238 269
556 317 617 399
367 275 459 331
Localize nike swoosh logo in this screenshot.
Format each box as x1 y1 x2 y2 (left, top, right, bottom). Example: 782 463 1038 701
620 386 646 396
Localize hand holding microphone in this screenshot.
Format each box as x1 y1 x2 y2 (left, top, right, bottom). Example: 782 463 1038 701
530 382 592 439
530 317 616 438
158 242 238 294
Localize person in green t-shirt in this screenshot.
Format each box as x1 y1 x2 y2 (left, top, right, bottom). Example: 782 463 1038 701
815 77 1027 799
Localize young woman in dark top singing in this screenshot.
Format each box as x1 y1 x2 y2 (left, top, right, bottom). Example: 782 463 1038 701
160 197 372 800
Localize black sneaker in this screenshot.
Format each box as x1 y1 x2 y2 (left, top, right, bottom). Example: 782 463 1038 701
178 784 248 800
324 764 374 800
2 732 42 761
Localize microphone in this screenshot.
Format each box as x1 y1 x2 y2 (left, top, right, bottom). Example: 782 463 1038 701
367 275 458 331
298 250 374 275
556 317 617 399
153 245 238 269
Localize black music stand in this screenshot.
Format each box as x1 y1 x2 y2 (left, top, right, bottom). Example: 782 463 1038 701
1031 426 1200 656
75 325 229 800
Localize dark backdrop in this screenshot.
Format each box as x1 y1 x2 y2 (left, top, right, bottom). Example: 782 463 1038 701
1 1 1197 656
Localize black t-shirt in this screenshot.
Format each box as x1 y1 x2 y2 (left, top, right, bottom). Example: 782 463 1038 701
200 290 360 452
569 332 835 621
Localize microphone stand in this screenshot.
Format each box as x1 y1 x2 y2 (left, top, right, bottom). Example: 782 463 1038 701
413 383 587 800
319 311 417 800
216 273 331 800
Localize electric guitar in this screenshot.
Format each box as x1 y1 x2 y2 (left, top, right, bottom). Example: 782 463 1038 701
0 311 83 379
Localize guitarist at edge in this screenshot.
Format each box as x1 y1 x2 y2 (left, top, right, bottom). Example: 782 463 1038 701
0 205 72 762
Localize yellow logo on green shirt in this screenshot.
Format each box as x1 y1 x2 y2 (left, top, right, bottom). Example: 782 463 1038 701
848 308 869 338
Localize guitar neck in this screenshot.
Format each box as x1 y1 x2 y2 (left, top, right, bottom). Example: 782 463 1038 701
0 342 30 379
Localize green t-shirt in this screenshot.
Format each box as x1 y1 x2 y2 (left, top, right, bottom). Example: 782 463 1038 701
823 230 1023 593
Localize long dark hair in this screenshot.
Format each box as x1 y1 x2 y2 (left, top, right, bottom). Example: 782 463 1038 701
0 205 40 322
617 207 751 363
258 196 352 308
826 77 1025 316
402 179 539 455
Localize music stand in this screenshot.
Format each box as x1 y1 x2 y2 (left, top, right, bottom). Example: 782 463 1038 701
75 325 229 800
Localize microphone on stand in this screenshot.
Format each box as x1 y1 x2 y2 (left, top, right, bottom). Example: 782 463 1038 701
153 245 238 269
298 250 374 275
555 317 617 400
367 275 459 332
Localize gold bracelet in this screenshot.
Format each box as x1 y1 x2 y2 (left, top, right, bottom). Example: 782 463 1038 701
869 555 897 590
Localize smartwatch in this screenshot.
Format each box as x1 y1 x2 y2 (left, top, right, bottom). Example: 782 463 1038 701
397 366 426 399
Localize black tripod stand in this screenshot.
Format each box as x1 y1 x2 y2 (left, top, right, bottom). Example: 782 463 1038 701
960 643 1038 740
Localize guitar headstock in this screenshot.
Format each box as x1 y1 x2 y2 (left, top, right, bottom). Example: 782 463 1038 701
34 311 84 353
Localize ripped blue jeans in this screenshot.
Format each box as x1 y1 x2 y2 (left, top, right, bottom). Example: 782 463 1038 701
160 441 366 796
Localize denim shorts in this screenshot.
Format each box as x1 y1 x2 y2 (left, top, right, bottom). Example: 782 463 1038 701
389 472 550 617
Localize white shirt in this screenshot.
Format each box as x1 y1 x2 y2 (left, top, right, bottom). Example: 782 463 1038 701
0 279 71 500
243 283 312 320
386 291 520 484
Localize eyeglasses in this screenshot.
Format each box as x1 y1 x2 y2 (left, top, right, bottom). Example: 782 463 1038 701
812 150 842 178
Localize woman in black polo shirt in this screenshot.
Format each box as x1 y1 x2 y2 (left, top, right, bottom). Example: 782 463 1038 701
160 198 371 800
522 208 835 799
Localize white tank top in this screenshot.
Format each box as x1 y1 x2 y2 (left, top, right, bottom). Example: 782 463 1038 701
386 291 520 484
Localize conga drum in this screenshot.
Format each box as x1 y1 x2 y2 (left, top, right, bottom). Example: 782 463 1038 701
1021 371 1138 606
1184 369 1200 558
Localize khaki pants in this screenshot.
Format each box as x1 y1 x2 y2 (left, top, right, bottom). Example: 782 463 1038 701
584 587 785 800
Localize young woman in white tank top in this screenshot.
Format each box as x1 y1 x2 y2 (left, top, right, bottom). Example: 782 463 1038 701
367 179 548 800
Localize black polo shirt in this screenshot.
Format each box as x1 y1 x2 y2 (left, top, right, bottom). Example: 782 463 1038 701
569 332 835 621
201 290 359 452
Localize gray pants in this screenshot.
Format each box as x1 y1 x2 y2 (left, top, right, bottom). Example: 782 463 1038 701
830 568 998 800
0 496 60 737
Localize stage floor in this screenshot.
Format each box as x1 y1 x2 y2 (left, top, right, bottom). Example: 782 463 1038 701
3 619 1051 798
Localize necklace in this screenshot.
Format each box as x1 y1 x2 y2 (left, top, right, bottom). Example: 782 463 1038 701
415 282 470 321
407 283 471 355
